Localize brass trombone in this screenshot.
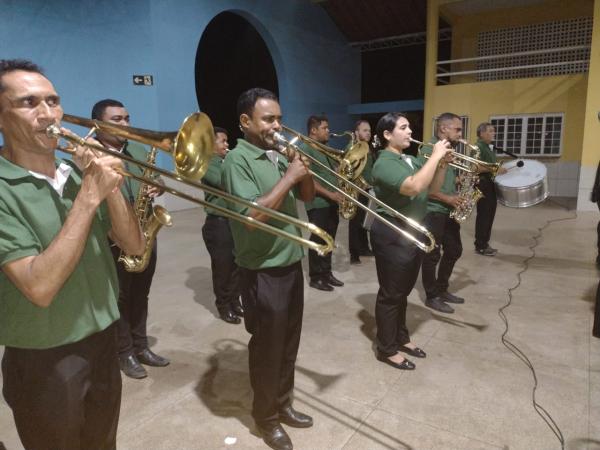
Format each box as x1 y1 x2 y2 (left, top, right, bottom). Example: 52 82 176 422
273 128 436 253
411 138 500 176
47 114 334 256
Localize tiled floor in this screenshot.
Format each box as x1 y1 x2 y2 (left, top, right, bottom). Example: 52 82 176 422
1 199 599 450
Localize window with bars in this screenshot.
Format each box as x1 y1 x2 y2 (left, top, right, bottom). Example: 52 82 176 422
490 114 563 156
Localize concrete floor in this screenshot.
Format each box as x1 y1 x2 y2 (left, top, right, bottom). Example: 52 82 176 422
1 198 599 450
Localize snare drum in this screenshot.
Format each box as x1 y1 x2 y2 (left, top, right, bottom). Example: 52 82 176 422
494 160 548 208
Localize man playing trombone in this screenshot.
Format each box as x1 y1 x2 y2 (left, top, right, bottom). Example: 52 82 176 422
0 59 144 449
222 88 316 450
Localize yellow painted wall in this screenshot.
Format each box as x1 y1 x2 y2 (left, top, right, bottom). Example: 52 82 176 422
425 0 594 164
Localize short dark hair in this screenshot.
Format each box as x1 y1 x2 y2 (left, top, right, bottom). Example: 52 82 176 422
91 99 124 120
436 112 461 134
0 59 45 93
237 88 278 118
214 126 228 136
306 115 328 135
375 112 407 150
477 122 493 138
353 119 369 132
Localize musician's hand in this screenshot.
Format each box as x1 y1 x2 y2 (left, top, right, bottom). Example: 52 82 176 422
285 153 310 184
147 177 166 198
330 191 345 204
432 139 452 160
61 127 101 170
81 156 125 205
498 166 508 175
448 195 464 209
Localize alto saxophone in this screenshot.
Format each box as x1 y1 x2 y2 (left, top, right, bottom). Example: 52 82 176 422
118 146 173 272
449 144 483 223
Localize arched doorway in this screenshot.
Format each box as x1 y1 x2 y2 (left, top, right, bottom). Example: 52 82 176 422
195 12 279 146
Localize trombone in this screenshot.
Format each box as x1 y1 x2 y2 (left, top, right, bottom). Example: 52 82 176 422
47 113 334 256
411 138 500 176
273 127 436 253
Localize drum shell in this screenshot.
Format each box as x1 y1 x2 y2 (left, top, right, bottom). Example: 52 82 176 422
494 160 549 208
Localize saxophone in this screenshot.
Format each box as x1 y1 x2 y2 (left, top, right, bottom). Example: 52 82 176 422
449 143 484 223
118 146 173 272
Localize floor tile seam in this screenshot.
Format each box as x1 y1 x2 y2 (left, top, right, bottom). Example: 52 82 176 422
355 403 506 450
118 384 199 437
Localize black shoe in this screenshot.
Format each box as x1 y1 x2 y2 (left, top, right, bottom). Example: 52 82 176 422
256 424 293 450
219 310 242 324
360 249 374 257
475 246 497 256
440 291 465 304
136 348 170 367
119 355 147 379
279 406 313 428
326 273 344 287
425 297 454 314
231 303 244 317
350 256 362 265
376 351 415 370
399 345 426 358
309 278 334 291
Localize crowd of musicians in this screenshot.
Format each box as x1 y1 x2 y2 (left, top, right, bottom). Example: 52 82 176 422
0 59 509 450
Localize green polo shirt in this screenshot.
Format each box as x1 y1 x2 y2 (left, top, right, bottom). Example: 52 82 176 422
0 156 119 349
372 149 428 222
419 138 457 215
119 141 149 204
222 139 304 270
476 140 497 182
201 154 227 216
301 141 338 210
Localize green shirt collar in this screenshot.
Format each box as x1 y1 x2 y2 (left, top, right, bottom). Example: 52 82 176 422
0 155 67 181
236 138 271 160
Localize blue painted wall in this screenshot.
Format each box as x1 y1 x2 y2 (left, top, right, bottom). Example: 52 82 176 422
0 0 360 172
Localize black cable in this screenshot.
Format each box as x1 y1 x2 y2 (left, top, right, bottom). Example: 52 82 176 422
498 201 576 449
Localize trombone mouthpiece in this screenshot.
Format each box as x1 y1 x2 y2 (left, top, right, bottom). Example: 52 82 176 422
46 124 60 138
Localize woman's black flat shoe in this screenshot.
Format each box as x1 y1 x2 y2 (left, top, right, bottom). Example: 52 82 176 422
399 345 426 358
376 352 415 370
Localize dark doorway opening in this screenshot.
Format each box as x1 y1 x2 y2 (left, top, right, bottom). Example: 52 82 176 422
195 12 279 147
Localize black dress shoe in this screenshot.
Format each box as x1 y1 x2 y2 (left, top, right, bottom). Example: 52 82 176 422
399 345 427 358
256 424 293 450
136 348 170 367
231 303 244 317
376 352 415 370
350 256 362 265
440 291 465 304
425 296 454 314
219 310 242 324
119 355 147 379
309 278 334 291
475 246 497 256
279 406 313 428
326 273 344 287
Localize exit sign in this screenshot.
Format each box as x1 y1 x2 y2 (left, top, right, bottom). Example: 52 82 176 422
133 75 153 86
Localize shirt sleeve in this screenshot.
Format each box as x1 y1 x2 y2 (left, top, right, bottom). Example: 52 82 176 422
375 157 411 193
0 199 41 266
201 158 221 188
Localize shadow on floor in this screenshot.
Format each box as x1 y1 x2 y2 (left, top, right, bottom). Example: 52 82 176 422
185 265 218 316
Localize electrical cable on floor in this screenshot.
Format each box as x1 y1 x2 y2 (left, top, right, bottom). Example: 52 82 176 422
499 200 577 450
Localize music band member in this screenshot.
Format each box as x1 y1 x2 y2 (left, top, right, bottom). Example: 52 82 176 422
222 88 315 450
474 122 507 256
92 99 170 379
0 60 144 449
370 112 451 370
302 115 345 291
420 112 466 314
201 126 243 324
348 119 374 265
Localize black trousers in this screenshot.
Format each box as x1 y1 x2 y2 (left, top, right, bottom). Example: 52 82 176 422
421 212 463 299
111 242 157 357
474 179 498 250
370 219 423 356
2 323 121 450
348 193 370 258
240 261 304 426
202 215 241 314
307 205 339 280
